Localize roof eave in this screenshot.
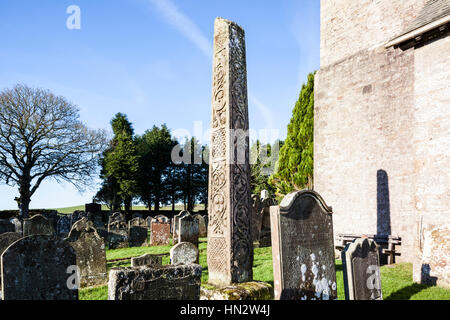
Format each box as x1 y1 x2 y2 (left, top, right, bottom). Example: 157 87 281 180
385 14 450 48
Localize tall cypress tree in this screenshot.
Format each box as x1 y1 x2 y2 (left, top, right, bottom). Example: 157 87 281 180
97 113 139 215
269 72 315 196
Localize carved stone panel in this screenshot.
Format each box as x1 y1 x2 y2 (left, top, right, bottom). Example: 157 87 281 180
270 190 337 300
207 17 253 286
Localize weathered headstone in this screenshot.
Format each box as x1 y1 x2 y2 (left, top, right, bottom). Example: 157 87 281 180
194 214 207 237
23 214 55 236
71 210 88 225
207 17 253 286
1 235 78 300
150 215 171 246
57 215 72 238
178 214 199 245
0 232 22 287
9 218 22 235
108 264 202 300
259 197 275 247
108 215 128 249
173 211 190 245
0 219 15 235
129 225 148 247
342 238 382 300
129 217 146 228
270 190 337 300
170 242 199 265
131 254 163 267
65 218 107 287
251 194 263 243
0 232 22 255
128 217 148 247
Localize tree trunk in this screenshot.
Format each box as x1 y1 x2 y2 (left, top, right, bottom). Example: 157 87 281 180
18 172 32 219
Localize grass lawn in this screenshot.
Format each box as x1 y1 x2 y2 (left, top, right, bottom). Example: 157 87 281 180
79 239 450 300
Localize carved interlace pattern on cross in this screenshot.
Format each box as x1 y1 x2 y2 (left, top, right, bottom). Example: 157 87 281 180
229 23 253 280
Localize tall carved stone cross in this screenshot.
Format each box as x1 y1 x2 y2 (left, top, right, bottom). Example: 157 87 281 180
207 17 253 286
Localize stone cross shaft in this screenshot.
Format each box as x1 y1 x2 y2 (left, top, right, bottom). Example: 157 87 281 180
207 17 253 286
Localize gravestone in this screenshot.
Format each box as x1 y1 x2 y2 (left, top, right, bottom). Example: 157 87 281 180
9 218 22 235
65 218 107 287
194 214 207 237
150 215 171 246
207 17 253 286
170 242 199 265
129 217 148 247
129 225 148 247
0 219 15 235
270 190 337 300
71 210 88 225
108 215 128 249
108 212 125 226
0 232 22 286
178 215 199 245
0 232 22 255
173 211 190 245
251 194 263 242
342 238 382 300
108 264 202 300
259 197 275 247
131 254 163 267
23 214 55 236
129 217 146 228
1 235 78 300
57 215 72 238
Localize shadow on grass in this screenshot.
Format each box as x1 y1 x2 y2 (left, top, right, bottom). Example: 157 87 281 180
335 263 343 272
385 283 430 300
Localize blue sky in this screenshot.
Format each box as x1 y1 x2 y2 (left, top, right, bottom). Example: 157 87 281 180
0 0 320 209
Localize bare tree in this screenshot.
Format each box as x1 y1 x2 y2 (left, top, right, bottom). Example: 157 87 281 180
0 84 107 218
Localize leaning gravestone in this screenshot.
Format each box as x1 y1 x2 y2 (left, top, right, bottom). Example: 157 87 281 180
150 215 171 246
170 242 199 265
342 238 382 300
173 211 190 245
131 254 162 267
65 218 107 287
178 215 199 245
194 214 207 237
270 190 337 300
23 214 55 236
1 235 78 300
108 264 202 300
0 219 15 235
57 215 72 238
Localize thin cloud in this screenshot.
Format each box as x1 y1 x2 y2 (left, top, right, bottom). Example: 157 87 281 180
145 0 277 136
146 0 212 58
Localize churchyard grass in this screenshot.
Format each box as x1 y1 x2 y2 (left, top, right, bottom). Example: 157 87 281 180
79 242 450 300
